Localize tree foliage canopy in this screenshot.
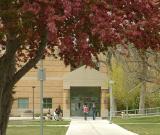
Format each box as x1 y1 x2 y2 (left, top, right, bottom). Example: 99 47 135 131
0 0 160 67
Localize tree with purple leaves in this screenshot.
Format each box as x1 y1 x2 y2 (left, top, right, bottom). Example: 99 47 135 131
0 0 159 134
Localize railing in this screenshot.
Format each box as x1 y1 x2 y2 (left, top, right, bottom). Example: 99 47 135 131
111 107 160 118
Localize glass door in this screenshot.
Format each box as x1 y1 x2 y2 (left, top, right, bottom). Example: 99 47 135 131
70 87 101 116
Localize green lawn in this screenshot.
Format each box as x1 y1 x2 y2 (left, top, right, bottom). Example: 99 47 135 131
112 116 160 135
118 124 160 135
112 116 160 123
7 127 68 135
8 120 70 125
7 120 70 135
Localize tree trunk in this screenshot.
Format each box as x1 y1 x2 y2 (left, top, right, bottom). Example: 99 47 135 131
0 56 15 135
112 96 117 116
139 53 147 114
125 101 129 118
0 85 14 135
0 28 47 135
139 81 146 114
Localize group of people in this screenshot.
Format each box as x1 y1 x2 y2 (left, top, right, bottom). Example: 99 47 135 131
83 102 96 120
46 103 96 121
46 105 63 121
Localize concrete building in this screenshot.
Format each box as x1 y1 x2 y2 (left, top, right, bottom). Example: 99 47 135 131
11 57 109 118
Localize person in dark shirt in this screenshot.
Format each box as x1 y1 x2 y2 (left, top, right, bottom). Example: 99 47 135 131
92 102 96 120
54 105 63 120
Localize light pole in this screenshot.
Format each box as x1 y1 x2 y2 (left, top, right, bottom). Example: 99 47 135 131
32 86 35 120
109 80 114 124
38 59 45 135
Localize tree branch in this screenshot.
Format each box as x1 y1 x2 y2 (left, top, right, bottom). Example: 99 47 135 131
145 61 160 73
12 30 47 84
137 77 160 84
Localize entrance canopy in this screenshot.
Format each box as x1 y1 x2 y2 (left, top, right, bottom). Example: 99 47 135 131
63 66 108 89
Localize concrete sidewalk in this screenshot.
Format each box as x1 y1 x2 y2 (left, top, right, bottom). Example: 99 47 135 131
66 118 138 135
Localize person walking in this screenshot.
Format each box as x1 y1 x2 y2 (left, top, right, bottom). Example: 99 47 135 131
92 102 96 120
83 103 89 120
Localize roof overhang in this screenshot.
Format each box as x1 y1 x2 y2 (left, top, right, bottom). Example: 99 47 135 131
63 66 108 89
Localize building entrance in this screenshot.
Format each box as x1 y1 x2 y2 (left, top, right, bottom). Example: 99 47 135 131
70 87 101 117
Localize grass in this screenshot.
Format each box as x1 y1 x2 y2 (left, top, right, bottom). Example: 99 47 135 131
118 124 160 135
112 116 160 135
7 120 70 135
7 127 68 135
112 115 160 123
8 120 70 125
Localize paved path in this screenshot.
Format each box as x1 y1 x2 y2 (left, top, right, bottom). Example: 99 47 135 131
66 119 138 135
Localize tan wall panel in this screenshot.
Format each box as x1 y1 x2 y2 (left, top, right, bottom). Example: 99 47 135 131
44 81 63 86
16 80 39 86
45 72 69 77
14 89 63 97
43 93 63 98
23 71 37 77
44 66 70 72
24 68 70 77
16 80 63 87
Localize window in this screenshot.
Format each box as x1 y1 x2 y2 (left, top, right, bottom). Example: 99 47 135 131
43 98 52 108
18 98 29 109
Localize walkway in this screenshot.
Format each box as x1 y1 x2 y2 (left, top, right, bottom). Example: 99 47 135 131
66 118 138 135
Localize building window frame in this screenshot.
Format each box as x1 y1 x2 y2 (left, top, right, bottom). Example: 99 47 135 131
18 98 29 109
43 98 52 109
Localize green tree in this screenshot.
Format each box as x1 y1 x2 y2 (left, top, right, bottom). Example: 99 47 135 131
111 62 140 111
